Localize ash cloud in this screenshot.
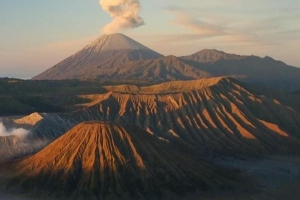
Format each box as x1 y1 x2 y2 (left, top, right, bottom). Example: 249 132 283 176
0 122 30 139
100 0 145 34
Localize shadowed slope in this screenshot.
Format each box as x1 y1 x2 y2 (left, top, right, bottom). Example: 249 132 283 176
0 113 74 162
181 50 300 91
69 77 300 155
0 135 24 161
0 117 34 161
105 55 211 82
7 122 237 199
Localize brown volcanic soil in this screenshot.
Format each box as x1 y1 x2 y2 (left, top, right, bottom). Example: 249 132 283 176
13 113 43 126
4 122 240 199
0 77 300 199
103 76 221 95
71 77 300 156
3 77 298 160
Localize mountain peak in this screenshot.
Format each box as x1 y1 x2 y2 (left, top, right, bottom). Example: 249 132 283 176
32 33 163 80
200 49 224 53
85 33 149 52
13 112 43 126
181 49 246 63
8 121 232 198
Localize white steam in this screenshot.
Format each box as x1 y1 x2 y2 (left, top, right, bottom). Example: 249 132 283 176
100 0 145 34
0 122 30 139
0 122 49 162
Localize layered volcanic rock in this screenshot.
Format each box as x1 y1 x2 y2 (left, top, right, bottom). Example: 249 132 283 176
6 122 237 199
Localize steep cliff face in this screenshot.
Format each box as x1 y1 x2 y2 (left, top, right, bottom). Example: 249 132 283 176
7 122 237 199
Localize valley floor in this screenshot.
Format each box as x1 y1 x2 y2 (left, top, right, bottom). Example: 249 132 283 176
0 194 30 200
1 156 299 200
208 156 300 200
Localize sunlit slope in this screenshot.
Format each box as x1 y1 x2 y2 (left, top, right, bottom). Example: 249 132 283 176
7 122 236 199
103 76 221 94
70 77 300 155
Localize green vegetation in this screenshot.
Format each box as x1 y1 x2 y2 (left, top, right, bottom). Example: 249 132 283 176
0 78 159 116
0 78 107 116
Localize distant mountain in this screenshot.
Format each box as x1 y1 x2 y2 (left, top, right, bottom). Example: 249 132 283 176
6 122 236 198
32 33 163 80
181 49 300 91
181 49 246 63
32 33 300 91
182 49 300 81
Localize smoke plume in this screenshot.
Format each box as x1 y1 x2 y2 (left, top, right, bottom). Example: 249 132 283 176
100 0 145 34
0 122 30 139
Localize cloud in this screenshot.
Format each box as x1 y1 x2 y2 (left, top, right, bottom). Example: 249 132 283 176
0 122 49 161
163 8 267 50
167 10 225 38
0 122 30 139
100 0 145 34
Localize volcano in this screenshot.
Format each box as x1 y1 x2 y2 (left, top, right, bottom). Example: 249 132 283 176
67 77 300 155
32 33 163 80
32 34 300 92
6 122 236 199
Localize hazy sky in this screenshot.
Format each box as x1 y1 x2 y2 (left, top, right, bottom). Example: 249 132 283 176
1 0 299 78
